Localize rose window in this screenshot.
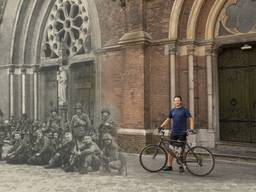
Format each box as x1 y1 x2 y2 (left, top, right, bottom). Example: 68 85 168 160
44 0 90 58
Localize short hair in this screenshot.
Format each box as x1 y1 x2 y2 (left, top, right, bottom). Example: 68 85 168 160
174 95 183 101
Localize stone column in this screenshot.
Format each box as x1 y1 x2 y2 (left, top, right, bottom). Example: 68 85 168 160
33 67 38 120
206 46 214 130
21 68 26 114
188 45 195 117
9 66 14 118
169 44 176 108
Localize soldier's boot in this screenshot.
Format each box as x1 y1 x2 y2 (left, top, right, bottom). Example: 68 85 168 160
44 158 59 169
44 163 58 169
117 166 127 176
79 167 88 174
103 165 111 173
0 147 3 161
63 165 74 172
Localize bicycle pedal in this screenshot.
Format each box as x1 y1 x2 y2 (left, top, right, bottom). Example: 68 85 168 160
179 166 185 173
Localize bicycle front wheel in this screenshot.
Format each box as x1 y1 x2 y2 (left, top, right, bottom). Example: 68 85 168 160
184 146 215 176
139 145 167 172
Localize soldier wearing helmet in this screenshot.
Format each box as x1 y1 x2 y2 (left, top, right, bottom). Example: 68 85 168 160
98 107 116 149
70 103 92 140
101 133 126 175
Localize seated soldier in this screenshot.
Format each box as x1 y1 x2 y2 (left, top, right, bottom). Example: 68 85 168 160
45 132 75 169
71 136 101 174
27 130 54 165
5 132 29 164
101 133 127 175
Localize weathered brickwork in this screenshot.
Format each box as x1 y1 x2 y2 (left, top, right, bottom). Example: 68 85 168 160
196 0 215 40
0 0 252 152
178 0 195 39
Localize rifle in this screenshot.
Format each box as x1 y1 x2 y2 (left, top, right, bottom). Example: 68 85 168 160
69 130 80 166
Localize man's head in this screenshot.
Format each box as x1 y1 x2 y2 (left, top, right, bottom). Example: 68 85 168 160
74 103 83 115
53 132 59 139
64 132 72 142
37 130 43 138
46 132 53 139
14 132 21 140
101 108 110 121
51 109 57 116
83 136 92 145
103 133 113 146
174 96 183 108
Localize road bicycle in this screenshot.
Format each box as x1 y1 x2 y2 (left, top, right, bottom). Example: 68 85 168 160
139 129 215 176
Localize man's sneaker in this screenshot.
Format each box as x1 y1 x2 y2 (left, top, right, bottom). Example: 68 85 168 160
179 166 185 173
162 166 173 171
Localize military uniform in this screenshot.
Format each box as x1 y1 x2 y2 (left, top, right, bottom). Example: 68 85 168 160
27 135 54 165
6 137 29 164
98 108 117 148
72 138 101 174
70 103 92 139
47 114 62 134
45 139 75 169
0 119 5 160
101 133 126 175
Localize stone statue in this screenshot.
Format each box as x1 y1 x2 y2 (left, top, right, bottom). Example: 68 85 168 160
57 65 67 106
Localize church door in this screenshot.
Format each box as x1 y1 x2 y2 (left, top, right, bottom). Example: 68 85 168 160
219 45 256 143
69 61 95 124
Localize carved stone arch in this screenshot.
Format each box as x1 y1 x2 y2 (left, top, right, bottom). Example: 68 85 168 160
168 0 184 40
205 0 228 40
10 0 102 64
186 0 205 40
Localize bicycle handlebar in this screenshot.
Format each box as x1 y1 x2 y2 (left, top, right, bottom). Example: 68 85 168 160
157 127 197 136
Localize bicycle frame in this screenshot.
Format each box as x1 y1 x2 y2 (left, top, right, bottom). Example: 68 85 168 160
157 130 197 165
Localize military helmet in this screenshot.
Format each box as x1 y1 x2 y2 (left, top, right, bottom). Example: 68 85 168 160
74 102 83 109
101 107 110 115
103 133 113 141
50 108 58 113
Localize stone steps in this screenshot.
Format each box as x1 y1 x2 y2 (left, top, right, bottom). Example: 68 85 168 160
212 142 256 163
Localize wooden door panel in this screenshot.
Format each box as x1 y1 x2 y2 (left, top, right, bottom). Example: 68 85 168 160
70 62 95 124
250 67 256 143
218 46 254 143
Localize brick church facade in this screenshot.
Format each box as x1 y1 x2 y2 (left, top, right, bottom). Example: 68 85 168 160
0 0 255 152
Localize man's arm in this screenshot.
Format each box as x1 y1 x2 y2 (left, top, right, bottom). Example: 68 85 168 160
160 118 171 129
189 117 194 130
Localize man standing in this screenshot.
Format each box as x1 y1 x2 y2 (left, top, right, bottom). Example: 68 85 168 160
159 96 194 172
70 103 91 141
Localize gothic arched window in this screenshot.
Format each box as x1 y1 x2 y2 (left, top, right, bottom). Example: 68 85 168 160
43 0 90 59
216 0 256 37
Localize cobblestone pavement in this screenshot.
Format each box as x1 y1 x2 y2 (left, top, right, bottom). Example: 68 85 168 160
0 154 255 192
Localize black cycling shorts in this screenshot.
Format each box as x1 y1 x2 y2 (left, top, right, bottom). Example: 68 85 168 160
170 134 187 147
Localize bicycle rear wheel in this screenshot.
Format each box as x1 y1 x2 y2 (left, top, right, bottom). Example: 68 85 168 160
139 145 167 172
184 146 215 176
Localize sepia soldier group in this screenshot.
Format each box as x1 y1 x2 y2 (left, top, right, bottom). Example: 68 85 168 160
0 104 126 175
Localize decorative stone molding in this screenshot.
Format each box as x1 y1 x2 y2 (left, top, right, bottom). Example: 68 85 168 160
0 0 7 24
187 45 195 55
43 0 90 58
169 0 184 40
118 31 152 45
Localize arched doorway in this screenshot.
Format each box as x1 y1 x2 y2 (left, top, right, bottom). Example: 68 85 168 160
218 44 256 143
38 0 100 124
